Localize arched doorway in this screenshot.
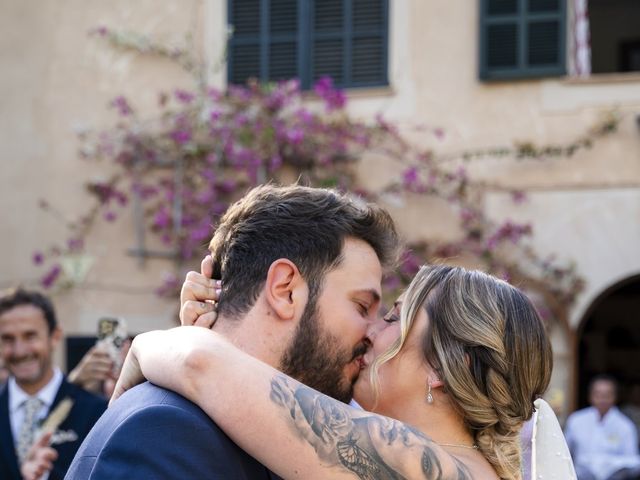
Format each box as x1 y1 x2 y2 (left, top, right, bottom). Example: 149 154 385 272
576 275 640 408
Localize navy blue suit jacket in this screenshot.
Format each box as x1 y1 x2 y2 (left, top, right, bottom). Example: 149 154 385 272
65 382 282 480
0 378 107 480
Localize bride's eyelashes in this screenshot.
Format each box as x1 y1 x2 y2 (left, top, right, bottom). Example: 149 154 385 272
383 312 399 323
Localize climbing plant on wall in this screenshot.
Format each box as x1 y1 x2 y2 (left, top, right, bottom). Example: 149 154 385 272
33 27 620 323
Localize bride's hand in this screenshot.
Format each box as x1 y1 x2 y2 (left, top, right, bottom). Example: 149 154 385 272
109 337 145 406
180 255 221 328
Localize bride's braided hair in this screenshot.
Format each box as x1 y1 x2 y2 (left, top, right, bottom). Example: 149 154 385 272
370 266 552 480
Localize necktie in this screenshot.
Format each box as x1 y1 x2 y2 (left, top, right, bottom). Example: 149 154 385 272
16 396 44 464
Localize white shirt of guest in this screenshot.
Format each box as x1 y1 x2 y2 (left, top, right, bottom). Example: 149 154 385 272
564 406 640 480
8 368 63 446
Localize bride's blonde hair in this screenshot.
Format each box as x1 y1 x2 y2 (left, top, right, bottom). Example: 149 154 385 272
369 265 552 480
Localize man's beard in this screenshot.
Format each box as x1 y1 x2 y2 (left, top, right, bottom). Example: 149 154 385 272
280 294 367 404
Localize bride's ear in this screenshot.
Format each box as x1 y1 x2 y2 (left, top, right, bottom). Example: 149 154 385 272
264 259 309 321
428 374 444 389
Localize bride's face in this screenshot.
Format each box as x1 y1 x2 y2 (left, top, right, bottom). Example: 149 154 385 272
353 298 430 415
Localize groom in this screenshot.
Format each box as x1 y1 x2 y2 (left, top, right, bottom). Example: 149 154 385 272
66 184 399 478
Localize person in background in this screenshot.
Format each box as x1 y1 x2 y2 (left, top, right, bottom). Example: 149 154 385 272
21 322 129 479
621 384 640 448
68 339 130 399
565 375 640 480
0 356 9 388
0 288 107 480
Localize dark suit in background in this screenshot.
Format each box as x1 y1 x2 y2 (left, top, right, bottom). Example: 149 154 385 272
66 382 281 480
0 378 107 480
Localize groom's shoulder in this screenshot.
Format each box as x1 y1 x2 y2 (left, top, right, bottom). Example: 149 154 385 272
77 381 227 456
67 383 278 479
105 381 220 432
115 381 197 408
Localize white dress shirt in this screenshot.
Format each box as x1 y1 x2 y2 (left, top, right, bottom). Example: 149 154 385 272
8 368 62 480
565 406 640 480
8 368 63 449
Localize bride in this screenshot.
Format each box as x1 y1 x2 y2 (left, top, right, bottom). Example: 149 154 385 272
110 263 576 480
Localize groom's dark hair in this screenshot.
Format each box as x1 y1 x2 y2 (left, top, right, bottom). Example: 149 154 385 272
209 184 398 319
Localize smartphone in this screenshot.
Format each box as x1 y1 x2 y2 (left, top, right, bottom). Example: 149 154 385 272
97 316 128 372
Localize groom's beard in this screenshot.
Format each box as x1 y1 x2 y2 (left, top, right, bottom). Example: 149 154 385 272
280 296 366 404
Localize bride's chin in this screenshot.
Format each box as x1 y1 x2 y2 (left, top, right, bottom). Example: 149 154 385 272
353 378 374 411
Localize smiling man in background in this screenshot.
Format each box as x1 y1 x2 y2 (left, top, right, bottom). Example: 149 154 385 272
0 288 106 480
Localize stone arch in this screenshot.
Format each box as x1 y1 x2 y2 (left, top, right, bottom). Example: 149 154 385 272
574 274 640 408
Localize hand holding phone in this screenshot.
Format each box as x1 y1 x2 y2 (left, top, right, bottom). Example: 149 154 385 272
97 316 128 374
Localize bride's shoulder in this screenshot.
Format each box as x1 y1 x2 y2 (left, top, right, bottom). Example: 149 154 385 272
448 452 498 480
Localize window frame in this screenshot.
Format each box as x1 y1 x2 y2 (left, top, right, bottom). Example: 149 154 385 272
479 0 567 81
227 0 390 90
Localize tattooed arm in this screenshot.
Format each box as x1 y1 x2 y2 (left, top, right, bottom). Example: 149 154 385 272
113 327 472 480
270 375 472 480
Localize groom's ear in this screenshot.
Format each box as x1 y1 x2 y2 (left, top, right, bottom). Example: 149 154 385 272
264 259 309 321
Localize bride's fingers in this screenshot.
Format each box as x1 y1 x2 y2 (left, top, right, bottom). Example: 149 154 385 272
180 273 218 303
193 310 219 329
200 254 214 279
181 300 217 327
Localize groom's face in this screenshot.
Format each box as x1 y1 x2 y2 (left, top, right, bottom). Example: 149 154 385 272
280 238 382 403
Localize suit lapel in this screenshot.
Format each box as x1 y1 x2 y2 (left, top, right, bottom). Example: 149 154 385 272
0 385 22 479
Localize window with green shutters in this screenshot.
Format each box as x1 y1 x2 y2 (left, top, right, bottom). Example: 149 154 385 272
228 0 389 89
479 0 567 80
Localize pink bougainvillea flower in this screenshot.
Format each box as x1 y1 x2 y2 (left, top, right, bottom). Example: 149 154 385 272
269 154 283 172
41 265 62 289
402 167 419 189
32 252 45 265
153 208 171 229
103 211 117 222
174 89 195 104
67 238 84 252
110 96 133 116
171 130 192 144
313 76 346 111
511 190 528 204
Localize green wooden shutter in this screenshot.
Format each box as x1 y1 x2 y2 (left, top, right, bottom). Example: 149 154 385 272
228 0 388 89
229 0 302 85
309 0 388 89
268 0 299 81
351 0 388 86
310 0 345 86
479 0 566 80
228 0 262 85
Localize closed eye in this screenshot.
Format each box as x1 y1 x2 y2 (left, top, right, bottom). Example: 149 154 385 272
356 302 370 317
384 312 400 323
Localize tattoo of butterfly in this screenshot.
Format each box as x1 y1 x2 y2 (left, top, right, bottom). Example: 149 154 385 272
337 437 382 480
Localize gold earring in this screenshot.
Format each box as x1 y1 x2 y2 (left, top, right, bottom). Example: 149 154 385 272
427 383 434 404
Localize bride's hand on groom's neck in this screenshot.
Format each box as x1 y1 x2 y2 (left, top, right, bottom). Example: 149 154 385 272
180 255 221 328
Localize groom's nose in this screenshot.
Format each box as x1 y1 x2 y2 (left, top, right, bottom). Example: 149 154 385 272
366 317 384 341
